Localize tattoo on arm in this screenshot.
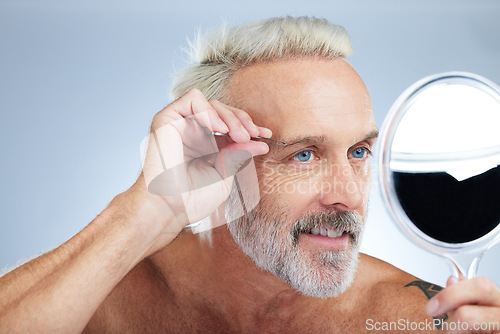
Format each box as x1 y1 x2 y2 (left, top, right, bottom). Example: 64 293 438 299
405 280 442 299
405 280 448 329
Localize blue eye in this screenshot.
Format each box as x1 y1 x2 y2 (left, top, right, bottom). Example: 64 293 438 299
351 147 370 159
293 150 314 162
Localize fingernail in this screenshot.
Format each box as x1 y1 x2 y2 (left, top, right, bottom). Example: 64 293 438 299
218 119 229 132
446 275 457 287
425 299 439 316
257 126 272 137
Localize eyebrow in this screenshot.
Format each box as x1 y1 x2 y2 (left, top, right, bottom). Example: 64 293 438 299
360 129 379 143
277 129 379 148
266 129 379 156
283 135 329 147
265 136 324 154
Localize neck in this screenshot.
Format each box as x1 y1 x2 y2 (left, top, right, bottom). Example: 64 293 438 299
148 224 322 328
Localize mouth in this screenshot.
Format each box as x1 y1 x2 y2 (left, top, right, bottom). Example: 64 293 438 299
298 225 350 250
309 226 344 238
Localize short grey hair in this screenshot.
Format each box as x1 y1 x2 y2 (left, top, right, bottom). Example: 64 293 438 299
170 16 353 102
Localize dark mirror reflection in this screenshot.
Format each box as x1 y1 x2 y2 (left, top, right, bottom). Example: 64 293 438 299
393 167 500 243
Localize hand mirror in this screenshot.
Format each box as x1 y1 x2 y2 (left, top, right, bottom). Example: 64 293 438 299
378 72 500 279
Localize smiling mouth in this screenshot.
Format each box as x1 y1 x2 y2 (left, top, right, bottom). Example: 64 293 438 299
297 226 350 250
301 225 344 238
310 226 343 238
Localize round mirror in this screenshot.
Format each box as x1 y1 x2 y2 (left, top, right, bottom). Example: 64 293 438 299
378 72 500 278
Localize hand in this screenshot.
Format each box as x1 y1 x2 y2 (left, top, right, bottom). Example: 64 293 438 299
425 276 500 333
0 88 271 333
128 88 271 255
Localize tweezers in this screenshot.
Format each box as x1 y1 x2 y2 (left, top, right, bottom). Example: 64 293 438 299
212 132 287 146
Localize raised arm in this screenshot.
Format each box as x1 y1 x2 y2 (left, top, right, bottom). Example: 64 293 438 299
0 89 270 333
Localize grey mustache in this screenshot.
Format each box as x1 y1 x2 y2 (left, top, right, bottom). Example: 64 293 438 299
291 211 363 241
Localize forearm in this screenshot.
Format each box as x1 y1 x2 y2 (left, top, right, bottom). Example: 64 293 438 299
0 190 173 333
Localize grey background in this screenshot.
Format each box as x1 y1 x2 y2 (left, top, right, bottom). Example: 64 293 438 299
1 0 499 287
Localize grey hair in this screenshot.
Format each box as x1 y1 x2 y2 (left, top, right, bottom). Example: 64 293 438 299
169 16 353 102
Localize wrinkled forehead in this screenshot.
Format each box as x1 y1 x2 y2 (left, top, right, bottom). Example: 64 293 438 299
226 58 375 141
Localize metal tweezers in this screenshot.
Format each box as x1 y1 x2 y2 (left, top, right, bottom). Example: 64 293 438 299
212 132 287 146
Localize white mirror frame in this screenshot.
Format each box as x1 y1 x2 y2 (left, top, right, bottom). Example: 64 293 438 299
378 71 500 258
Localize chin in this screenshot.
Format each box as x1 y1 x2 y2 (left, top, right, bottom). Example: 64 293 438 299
230 217 361 299
226 197 363 299
288 248 360 298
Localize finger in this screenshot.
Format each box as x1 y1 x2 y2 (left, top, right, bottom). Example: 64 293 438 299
446 276 458 288
213 126 274 149
257 126 273 138
159 89 229 134
180 141 267 225
426 277 500 317
216 104 273 139
209 100 252 143
223 104 261 138
208 100 275 142
213 141 269 180
442 305 500 334
446 273 467 288
182 91 231 134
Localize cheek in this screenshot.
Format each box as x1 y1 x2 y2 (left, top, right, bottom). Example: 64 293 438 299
257 162 324 208
358 163 372 192
356 163 372 214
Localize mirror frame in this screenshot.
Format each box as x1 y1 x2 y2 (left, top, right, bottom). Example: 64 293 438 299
378 71 500 256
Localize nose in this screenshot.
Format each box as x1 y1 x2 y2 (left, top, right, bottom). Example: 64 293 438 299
318 158 365 211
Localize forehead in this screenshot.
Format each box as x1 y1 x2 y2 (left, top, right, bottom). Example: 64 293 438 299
227 58 375 142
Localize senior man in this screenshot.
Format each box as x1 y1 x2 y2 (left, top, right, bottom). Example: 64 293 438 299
1 16 500 333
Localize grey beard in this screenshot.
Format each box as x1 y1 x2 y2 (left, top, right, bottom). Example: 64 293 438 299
227 202 364 298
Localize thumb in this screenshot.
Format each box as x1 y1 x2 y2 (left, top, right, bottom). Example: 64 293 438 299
213 142 268 180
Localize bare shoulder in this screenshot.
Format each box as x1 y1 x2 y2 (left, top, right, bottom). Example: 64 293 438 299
357 253 426 287
354 254 446 325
